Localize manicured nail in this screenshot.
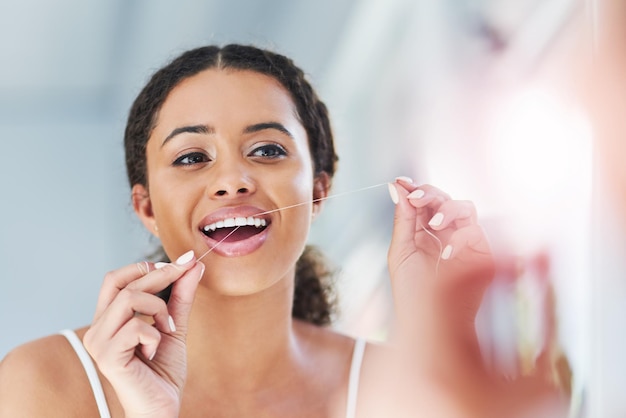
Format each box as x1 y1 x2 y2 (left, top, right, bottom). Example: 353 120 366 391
176 250 194 265
395 176 413 184
441 244 453 260
155 262 168 269
168 315 176 332
407 189 425 199
387 183 399 205
149 349 157 361
429 212 444 227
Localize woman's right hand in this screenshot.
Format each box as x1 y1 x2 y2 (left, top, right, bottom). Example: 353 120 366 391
83 250 204 418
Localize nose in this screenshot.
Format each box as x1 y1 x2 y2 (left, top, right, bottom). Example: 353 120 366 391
213 185 251 197
208 160 255 199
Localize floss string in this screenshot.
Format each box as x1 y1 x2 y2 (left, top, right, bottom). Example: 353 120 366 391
196 181 445 274
197 182 388 261
254 182 389 217
417 222 443 276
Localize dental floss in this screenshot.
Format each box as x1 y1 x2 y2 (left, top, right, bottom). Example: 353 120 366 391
253 182 389 217
196 181 445 275
197 182 388 261
197 226 243 261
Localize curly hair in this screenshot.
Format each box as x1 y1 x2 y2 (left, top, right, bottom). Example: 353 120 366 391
125 44 339 325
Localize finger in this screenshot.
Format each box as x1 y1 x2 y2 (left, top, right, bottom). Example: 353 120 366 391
85 316 162 368
387 182 419 266
405 184 453 229
406 184 451 210
94 250 197 321
94 262 155 320
135 261 150 276
92 289 173 342
127 250 197 292
166 262 204 334
441 224 492 261
394 176 418 190
426 200 477 231
114 318 163 362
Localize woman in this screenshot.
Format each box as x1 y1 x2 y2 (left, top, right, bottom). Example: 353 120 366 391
0 44 493 417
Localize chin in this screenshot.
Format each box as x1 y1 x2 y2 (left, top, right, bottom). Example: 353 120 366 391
199 256 296 298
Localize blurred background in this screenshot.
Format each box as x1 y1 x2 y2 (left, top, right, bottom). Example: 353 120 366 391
0 0 623 416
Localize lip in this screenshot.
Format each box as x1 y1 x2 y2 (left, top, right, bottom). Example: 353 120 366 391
198 205 272 257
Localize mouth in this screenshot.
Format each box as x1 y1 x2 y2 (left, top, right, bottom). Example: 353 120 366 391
201 216 269 243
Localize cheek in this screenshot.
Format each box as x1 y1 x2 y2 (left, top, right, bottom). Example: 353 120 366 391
288 145 316 198
276 164 315 210
282 174 315 245
147 173 200 251
268 160 314 238
293 165 313 190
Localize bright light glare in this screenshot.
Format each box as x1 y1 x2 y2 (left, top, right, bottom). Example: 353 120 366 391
489 88 591 198
485 87 592 250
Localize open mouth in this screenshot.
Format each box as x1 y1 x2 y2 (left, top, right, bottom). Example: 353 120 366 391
201 216 268 243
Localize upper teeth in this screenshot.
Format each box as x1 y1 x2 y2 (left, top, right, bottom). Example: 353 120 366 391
203 216 267 232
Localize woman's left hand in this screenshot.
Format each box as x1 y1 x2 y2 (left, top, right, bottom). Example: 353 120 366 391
387 178 494 373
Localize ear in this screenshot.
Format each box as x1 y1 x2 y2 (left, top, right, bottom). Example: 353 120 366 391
132 184 159 237
312 172 331 220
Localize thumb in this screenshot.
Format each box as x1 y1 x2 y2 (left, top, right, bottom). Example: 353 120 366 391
387 182 418 268
167 261 204 334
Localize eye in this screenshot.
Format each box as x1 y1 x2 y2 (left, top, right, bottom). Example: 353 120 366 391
249 144 287 159
173 152 211 166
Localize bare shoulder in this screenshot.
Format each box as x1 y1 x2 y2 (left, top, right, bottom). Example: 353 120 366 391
293 319 356 356
293 320 388 367
0 328 97 417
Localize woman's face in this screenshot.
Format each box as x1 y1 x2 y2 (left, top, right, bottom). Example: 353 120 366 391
134 69 326 295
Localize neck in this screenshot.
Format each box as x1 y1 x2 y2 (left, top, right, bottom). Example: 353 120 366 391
185 276 301 392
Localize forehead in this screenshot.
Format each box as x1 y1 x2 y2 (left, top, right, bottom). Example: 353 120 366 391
156 68 299 126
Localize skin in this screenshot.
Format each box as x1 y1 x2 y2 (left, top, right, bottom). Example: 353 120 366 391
0 69 497 417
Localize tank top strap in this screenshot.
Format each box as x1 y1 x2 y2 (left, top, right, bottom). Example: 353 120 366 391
345 338 367 418
60 329 111 418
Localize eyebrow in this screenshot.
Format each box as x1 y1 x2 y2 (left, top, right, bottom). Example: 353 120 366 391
244 122 294 139
162 125 214 147
161 121 294 148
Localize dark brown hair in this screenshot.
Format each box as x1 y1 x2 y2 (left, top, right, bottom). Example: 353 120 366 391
124 44 339 325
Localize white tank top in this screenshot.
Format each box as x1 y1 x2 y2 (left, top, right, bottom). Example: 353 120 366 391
61 329 366 418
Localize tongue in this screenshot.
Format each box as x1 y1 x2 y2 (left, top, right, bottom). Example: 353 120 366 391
211 226 262 242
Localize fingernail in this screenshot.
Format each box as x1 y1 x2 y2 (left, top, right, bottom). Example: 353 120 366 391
198 262 206 281
387 183 399 205
149 349 157 361
441 244 453 260
395 176 413 184
176 250 194 265
168 315 176 332
155 262 168 269
407 189 425 199
429 212 444 227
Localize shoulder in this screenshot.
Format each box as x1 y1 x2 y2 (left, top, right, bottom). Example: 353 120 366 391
0 328 97 417
294 320 355 356
294 320 385 365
